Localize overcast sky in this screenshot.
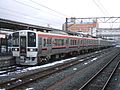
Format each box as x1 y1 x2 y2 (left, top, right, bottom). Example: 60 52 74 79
0 0 120 29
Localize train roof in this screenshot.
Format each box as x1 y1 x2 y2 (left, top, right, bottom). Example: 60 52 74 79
12 30 98 40
37 31 97 40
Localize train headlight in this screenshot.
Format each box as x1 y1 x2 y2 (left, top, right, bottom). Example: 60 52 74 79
28 48 37 51
12 48 19 51
30 49 33 51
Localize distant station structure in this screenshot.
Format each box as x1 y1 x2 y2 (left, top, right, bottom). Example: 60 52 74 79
63 17 98 35
63 17 120 41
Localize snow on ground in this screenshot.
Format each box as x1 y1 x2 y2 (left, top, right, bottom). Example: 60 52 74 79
91 57 98 61
0 56 98 77
0 57 78 77
25 87 34 90
84 57 98 65
26 57 77 71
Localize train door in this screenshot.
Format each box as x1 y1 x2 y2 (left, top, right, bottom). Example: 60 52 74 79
20 36 26 55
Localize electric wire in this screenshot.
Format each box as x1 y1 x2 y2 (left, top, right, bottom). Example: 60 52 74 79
92 0 107 16
0 7 63 27
0 11 46 24
0 7 48 23
0 6 63 24
96 0 110 15
13 0 66 19
29 0 68 17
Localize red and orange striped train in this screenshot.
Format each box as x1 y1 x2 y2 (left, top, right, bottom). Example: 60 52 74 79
11 30 115 65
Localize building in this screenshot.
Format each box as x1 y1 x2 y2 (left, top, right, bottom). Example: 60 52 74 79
63 21 99 36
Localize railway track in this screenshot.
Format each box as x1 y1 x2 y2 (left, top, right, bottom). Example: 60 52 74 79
44 48 119 90
0 66 27 75
0 47 117 90
79 51 120 90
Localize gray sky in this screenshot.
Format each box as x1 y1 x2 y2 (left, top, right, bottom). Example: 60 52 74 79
0 0 120 29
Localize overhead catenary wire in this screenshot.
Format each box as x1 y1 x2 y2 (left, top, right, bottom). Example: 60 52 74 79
92 0 108 16
13 0 66 19
29 0 68 17
0 11 62 29
94 0 114 28
0 6 63 24
95 0 110 16
0 7 47 23
0 10 46 24
0 7 63 27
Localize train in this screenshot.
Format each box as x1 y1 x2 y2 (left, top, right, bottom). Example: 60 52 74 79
11 30 115 65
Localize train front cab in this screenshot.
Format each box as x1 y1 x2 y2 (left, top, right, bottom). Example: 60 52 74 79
12 30 38 65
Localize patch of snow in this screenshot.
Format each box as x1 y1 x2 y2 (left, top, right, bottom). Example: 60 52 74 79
26 87 34 90
95 51 98 53
11 78 16 80
0 71 6 74
0 74 8 76
0 57 78 77
26 57 76 71
84 63 88 65
79 59 84 61
73 68 77 71
30 79 33 80
7 83 10 86
16 79 22 83
91 58 97 61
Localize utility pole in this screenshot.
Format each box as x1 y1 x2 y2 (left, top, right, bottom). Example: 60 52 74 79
65 18 68 31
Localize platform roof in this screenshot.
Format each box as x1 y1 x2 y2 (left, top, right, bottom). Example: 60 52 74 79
0 18 62 32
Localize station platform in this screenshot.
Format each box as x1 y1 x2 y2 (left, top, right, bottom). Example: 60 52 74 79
0 53 15 70
0 53 12 60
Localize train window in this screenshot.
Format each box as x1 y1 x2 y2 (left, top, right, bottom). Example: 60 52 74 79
47 39 49 45
47 38 52 45
44 39 46 47
46 38 52 47
54 39 57 46
70 39 73 45
58 39 60 46
28 32 36 47
78 40 80 45
81 40 83 44
13 32 19 47
38 37 42 45
75 40 77 45
66 39 69 45
61 39 64 45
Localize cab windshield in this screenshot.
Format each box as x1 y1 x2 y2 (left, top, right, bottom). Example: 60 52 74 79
13 32 19 47
28 32 36 47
